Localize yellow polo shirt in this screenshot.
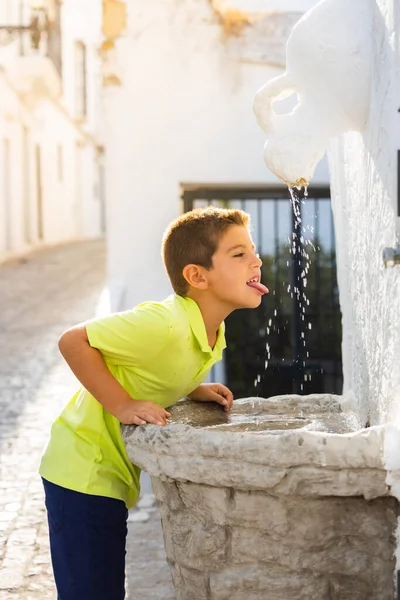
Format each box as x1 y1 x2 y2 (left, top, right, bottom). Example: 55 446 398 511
39 295 226 508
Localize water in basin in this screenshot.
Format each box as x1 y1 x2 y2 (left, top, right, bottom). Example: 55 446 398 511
167 395 359 434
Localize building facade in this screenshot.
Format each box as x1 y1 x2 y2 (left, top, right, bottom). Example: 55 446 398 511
0 0 104 262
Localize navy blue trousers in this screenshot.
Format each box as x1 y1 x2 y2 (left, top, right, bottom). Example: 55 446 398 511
42 478 128 600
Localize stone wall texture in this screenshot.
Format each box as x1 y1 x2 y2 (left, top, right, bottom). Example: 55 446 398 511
151 478 398 600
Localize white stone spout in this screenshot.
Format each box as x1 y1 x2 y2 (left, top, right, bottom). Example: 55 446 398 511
253 0 373 187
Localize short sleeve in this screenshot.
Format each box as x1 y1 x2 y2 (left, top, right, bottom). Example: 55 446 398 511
85 302 172 367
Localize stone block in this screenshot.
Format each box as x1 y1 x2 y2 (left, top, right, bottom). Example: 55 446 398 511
273 466 389 499
231 527 394 580
328 573 394 600
230 493 397 546
210 564 330 600
151 477 184 511
168 510 228 571
171 564 210 600
177 482 229 525
156 454 288 490
229 490 289 534
284 495 397 545
158 514 176 562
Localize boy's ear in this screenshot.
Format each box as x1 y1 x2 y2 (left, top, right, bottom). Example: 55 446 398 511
182 264 209 290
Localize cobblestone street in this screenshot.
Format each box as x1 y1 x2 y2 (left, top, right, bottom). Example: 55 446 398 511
0 240 174 600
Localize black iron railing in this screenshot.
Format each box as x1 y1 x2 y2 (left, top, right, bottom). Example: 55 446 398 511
181 184 343 398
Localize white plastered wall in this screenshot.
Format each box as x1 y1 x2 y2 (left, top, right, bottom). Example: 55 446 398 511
103 0 329 310
327 0 400 570
328 0 400 428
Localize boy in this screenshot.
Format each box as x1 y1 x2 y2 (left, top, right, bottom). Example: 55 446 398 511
39 206 268 600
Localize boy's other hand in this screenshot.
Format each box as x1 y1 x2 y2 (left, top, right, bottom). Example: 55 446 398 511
187 383 234 412
116 400 171 426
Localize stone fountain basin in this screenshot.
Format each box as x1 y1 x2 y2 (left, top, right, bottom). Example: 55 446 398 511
123 394 387 500
123 395 396 600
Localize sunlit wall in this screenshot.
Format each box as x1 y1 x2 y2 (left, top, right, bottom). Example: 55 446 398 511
328 0 400 427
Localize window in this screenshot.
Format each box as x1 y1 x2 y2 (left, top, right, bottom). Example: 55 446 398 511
75 41 87 120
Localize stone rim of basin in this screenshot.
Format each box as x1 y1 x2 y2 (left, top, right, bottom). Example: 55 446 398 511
163 394 357 434
123 395 387 499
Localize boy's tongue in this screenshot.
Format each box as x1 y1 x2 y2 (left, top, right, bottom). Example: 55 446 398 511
247 281 269 294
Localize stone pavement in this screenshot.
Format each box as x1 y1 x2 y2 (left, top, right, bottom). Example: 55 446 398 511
0 240 174 600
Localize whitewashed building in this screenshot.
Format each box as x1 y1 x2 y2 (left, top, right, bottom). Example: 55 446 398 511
101 0 329 310
0 0 104 262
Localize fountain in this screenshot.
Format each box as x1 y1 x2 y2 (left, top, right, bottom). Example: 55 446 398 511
124 396 397 599
123 0 400 597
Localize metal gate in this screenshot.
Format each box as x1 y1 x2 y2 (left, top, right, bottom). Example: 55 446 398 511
182 184 343 398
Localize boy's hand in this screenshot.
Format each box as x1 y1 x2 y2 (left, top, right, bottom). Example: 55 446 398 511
116 400 171 426
187 383 234 412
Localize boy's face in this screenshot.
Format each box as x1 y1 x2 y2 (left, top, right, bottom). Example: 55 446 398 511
204 225 266 310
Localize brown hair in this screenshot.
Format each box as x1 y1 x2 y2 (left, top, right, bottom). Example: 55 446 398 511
162 206 250 296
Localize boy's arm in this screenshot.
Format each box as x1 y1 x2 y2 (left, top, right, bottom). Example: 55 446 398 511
58 326 170 426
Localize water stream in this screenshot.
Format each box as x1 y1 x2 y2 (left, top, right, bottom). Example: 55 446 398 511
254 186 317 395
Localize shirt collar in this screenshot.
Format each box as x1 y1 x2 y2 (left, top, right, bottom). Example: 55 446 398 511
177 295 227 355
